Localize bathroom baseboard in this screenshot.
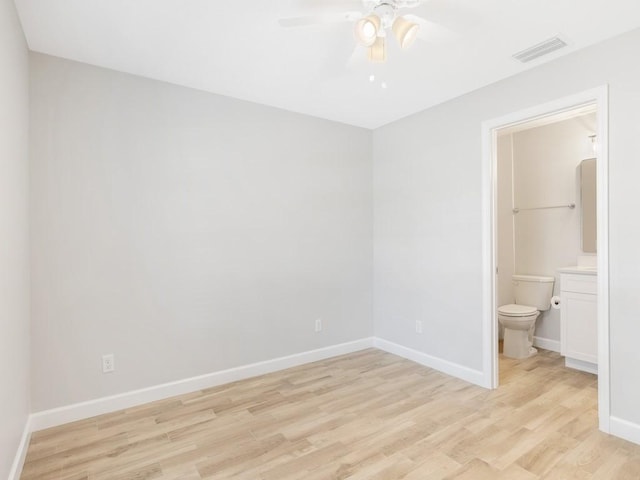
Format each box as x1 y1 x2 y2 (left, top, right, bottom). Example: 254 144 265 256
565 357 597 375
610 416 640 446
533 336 560 353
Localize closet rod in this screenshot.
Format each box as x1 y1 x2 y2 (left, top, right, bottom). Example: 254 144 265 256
512 203 575 214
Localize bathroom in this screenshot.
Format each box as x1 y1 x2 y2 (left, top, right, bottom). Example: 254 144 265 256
496 107 598 372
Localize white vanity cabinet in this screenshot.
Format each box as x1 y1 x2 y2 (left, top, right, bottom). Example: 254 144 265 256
559 269 597 374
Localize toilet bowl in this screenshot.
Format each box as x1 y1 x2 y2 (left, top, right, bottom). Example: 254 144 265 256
498 304 540 359
498 274 555 359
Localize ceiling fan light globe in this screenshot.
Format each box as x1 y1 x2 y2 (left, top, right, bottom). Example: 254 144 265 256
363 22 376 38
368 36 387 63
392 16 420 49
354 14 381 47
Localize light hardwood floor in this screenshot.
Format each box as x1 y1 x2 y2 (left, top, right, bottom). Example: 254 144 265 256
21 349 640 479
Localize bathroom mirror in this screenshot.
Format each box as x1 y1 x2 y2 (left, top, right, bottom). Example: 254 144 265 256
581 158 597 253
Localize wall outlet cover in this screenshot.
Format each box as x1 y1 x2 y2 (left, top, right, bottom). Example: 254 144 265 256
102 354 115 373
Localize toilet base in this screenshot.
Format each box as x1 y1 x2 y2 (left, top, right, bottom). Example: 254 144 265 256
503 328 536 359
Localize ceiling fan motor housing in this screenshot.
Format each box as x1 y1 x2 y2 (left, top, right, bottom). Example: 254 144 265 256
374 3 397 30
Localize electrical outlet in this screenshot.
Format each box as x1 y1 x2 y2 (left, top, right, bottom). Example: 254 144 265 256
102 354 115 373
415 320 423 334
315 318 322 332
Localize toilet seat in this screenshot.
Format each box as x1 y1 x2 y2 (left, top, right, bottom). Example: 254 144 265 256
498 304 538 317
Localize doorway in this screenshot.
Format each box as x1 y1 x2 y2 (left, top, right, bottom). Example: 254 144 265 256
481 86 610 433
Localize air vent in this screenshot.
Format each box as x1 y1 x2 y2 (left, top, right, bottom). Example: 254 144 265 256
513 36 568 63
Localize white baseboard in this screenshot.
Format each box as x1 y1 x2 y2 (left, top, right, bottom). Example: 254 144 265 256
30 338 374 432
373 338 486 387
22 336 640 456
8 417 31 480
564 357 598 375
533 336 561 353
610 416 640 446
29 337 488 433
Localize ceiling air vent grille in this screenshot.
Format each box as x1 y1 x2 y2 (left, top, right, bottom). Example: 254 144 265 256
513 36 568 63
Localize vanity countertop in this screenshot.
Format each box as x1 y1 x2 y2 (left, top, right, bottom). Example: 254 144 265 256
558 266 597 275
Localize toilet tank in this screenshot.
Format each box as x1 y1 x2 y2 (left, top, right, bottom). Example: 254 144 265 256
512 274 555 311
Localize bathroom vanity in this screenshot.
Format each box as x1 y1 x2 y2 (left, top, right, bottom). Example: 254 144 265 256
558 266 597 374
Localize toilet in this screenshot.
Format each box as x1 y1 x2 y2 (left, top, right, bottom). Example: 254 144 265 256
498 274 555 359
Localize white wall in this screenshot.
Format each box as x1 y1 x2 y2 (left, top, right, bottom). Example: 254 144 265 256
0 0 30 476
497 114 597 344
374 27 640 426
29 53 373 411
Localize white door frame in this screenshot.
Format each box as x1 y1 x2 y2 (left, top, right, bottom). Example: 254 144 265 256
481 85 610 433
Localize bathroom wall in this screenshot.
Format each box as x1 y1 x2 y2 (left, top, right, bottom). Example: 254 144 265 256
0 0 30 476
500 113 597 345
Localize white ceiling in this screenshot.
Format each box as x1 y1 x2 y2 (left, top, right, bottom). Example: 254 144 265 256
14 0 640 129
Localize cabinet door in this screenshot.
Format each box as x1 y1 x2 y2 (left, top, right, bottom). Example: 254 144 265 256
561 291 597 363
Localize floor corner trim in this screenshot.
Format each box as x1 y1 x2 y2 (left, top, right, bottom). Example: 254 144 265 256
373 337 486 387
8 416 32 480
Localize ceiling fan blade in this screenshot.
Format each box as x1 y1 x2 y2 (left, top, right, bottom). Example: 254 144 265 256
345 44 367 70
278 11 361 28
404 14 458 43
320 34 362 77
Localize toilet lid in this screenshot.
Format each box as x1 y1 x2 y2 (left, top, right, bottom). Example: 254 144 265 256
498 304 538 316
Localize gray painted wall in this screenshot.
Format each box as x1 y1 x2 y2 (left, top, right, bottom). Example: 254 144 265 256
29 53 373 411
374 28 640 425
0 0 30 476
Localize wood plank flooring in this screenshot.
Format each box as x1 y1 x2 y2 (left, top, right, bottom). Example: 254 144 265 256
21 349 640 479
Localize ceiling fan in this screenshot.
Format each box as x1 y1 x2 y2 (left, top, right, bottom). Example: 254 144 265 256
279 0 443 63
